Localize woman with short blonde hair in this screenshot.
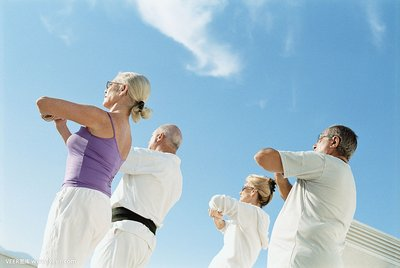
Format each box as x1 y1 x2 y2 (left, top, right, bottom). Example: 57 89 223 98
208 174 276 267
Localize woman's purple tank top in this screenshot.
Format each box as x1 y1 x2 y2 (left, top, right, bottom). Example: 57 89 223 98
62 113 124 197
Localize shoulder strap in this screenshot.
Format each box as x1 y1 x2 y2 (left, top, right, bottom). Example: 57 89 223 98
106 112 116 137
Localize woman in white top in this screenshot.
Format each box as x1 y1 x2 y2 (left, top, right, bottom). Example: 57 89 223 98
208 174 276 268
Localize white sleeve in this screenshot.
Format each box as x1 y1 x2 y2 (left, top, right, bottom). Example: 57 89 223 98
209 195 238 219
279 151 325 180
119 148 141 174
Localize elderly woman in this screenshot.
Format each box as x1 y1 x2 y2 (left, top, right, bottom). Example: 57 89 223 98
36 72 151 268
208 174 276 268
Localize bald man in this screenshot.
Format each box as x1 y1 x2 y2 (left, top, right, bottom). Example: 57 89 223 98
91 124 183 268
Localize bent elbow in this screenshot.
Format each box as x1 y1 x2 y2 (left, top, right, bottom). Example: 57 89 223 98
254 148 282 172
36 96 49 109
254 148 271 165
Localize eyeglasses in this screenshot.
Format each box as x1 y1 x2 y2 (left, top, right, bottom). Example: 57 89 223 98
241 186 256 192
106 81 125 89
317 134 334 142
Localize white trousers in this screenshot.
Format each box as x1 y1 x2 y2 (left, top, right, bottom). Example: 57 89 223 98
39 187 111 268
91 223 153 268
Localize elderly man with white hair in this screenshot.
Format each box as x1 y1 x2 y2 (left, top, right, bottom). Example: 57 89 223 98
92 124 183 268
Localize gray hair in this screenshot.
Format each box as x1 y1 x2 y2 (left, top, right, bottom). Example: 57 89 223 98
115 72 152 123
158 124 182 151
327 125 358 160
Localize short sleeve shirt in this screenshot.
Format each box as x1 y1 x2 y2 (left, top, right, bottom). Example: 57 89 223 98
267 151 356 268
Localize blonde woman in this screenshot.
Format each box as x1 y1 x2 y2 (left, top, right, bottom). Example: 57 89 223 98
36 72 151 268
208 174 276 268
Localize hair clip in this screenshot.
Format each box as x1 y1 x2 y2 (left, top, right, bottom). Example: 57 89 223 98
269 179 276 193
137 101 145 111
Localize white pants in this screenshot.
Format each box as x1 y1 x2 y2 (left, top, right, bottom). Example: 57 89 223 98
39 187 111 268
91 223 153 268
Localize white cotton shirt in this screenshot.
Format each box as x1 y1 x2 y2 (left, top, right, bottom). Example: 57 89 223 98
267 151 356 268
209 195 270 268
110 147 183 249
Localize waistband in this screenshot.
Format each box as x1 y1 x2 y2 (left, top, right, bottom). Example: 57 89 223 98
112 207 157 235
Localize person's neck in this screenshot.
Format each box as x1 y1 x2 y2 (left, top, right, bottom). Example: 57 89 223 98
109 102 132 116
330 152 348 163
155 144 176 155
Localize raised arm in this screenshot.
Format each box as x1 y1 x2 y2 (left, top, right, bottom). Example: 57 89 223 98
36 97 108 132
274 172 292 201
254 148 284 173
54 118 72 144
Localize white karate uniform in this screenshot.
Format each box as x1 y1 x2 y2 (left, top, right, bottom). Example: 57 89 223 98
91 147 183 268
209 195 270 268
267 151 356 268
39 187 111 268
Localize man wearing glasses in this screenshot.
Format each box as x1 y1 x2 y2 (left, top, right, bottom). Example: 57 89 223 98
254 125 358 268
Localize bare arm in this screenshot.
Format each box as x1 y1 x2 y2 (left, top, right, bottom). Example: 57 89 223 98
209 209 225 230
254 148 284 173
36 97 108 133
54 118 72 143
274 172 292 201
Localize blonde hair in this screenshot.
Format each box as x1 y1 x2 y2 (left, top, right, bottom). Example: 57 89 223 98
246 174 276 208
115 72 152 123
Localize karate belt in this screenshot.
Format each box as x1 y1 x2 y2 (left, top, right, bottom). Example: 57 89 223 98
112 207 157 235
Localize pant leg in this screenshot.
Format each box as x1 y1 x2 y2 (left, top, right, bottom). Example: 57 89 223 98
39 187 111 268
91 227 153 268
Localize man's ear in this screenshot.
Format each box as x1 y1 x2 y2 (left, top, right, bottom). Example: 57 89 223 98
330 136 340 148
156 133 165 142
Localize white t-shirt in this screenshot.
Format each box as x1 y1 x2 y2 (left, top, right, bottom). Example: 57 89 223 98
111 147 183 248
209 195 270 268
267 151 356 268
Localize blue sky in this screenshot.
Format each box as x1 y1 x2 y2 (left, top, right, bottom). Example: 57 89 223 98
1 0 399 267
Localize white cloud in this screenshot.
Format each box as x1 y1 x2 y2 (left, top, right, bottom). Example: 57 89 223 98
131 0 241 77
365 1 386 49
258 98 268 110
40 15 74 46
241 0 268 22
247 98 268 110
282 30 294 57
40 0 77 46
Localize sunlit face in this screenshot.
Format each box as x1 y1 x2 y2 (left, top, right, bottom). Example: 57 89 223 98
148 130 161 150
239 183 257 203
103 80 124 108
313 130 334 154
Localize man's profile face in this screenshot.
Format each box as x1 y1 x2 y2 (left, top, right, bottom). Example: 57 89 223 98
148 129 162 150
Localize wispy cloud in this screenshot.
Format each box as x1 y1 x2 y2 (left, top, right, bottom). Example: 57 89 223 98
40 16 75 46
247 98 268 110
40 0 77 46
241 0 268 23
282 30 295 57
290 82 297 112
131 0 241 78
365 1 386 49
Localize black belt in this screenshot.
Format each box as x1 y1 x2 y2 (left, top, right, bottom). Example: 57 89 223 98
112 207 157 235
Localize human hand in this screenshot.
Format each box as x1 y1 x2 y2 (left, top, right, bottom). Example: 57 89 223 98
54 117 67 127
209 209 223 220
